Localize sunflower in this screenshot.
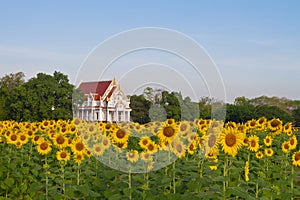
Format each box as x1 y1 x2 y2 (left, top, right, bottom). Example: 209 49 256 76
19 132 29 145
7 133 19 145
263 135 273 147
187 140 197 155
101 137 111 150
113 128 130 143
205 147 219 159
292 151 300 166
225 121 237 129
282 141 290 153
140 152 153 162
203 132 219 152
178 121 191 135
74 154 85 164
244 161 249 182
237 124 247 134
267 118 283 133
283 122 293 133
257 117 267 130
157 123 179 143
32 135 43 145
126 150 139 163
246 119 257 130
289 135 297 150
53 133 68 149
146 141 158 154
139 137 151 149
170 140 186 159
265 148 274 157
219 127 244 157
248 135 260 152
56 149 71 161
165 118 176 126
37 140 52 155
91 144 104 156
71 137 86 155
256 151 264 159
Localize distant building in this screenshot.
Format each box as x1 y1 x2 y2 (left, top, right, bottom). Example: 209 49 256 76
75 77 131 122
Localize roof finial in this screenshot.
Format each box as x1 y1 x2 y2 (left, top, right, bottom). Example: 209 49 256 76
113 76 117 85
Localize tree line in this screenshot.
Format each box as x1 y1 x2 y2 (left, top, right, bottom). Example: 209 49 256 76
0 72 299 126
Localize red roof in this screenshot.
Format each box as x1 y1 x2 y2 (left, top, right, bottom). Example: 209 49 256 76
78 81 112 100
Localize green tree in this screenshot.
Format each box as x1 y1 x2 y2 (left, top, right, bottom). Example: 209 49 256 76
0 72 25 120
292 107 300 127
129 94 151 124
226 97 256 123
9 71 74 121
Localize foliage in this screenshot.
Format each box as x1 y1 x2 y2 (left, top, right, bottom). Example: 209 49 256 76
7 71 74 121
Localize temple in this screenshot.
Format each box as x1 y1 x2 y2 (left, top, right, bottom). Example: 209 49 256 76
75 77 131 122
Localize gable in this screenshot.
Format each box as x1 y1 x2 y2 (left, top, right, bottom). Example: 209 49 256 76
78 81 112 100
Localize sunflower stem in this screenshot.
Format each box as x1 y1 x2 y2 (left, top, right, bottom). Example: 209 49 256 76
291 165 294 200
60 162 66 199
45 155 48 200
128 170 132 200
256 181 259 198
77 161 80 185
173 161 176 194
223 155 228 200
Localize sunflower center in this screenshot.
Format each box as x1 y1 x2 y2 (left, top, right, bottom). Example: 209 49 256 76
266 138 270 143
284 143 289 150
250 140 256 147
56 136 65 144
208 135 216 147
11 135 17 141
189 143 194 150
103 139 109 146
167 119 173 125
40 142 49 150
163 127 175 137
290 138 295 145
295 153 300 161
75 142 84 151
250 121 256 127
180 124 187 132
225 133 236 147
176 144 183 152
148 144 154 151
95 146 101 152
116 129 125 138
105 124 111 129
271 120 280 127
60 152 67 158
20 135 26 141
142 139 148 145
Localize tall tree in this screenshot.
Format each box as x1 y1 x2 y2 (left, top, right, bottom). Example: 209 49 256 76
9 71 74 121
129 94 151 124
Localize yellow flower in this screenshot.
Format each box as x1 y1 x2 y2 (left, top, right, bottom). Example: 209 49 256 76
53 133 68 149
292 151 300 166
146 141 158 154
170 139 186 159
187 140 197 155
112 128 130 143
139 137 151 149
219 127 244 157
248 135 260 152
246 119 257 130
257 117 267 130
256 151 264 159
263 135 272 147
178 121 191 135
74 154 85 164
37 140 52 155
91 144 104 156
267 118 282 133
157 123 179 143
126 150 139 163
282 141 290 153
71 137 86 155
289 135 297 150
283 122 293 133
265 148 274 157
56 149 71 161
140 152 153 162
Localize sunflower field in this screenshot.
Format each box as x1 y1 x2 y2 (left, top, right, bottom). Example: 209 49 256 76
0 117 300 199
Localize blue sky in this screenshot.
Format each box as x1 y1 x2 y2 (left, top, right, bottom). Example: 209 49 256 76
0 1 299 103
